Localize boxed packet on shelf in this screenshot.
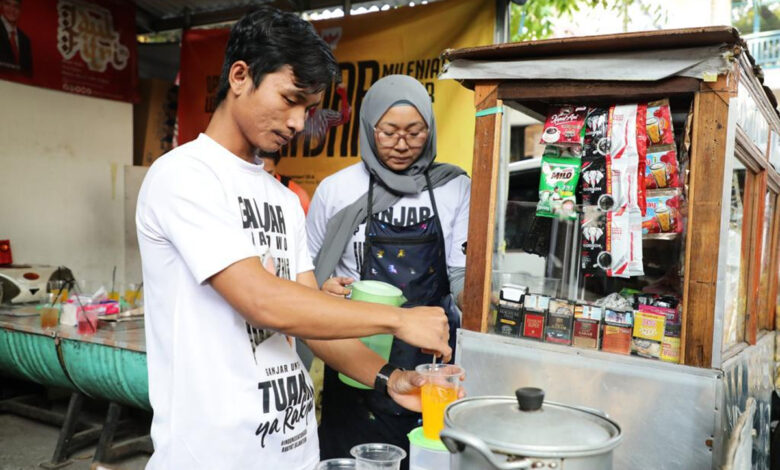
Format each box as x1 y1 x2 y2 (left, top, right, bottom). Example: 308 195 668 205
631 310 666 359
639 304 681 363
545 299 574 345
495 285 527 337
573 304 603 349
601 309 633 355
661 324 682 363
522 294 549 341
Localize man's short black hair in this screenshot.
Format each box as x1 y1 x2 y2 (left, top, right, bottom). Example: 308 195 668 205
215 6 339 106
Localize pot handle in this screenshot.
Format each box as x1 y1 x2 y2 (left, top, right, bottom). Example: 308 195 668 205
440 428 531 470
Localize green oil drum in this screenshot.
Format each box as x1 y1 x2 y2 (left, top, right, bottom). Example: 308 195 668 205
0 328 72 389
60 339 150 411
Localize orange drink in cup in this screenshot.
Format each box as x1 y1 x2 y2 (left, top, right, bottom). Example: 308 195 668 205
416 363 464 440
40 306 59 329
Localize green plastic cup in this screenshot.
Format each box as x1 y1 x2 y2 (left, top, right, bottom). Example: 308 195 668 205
339 280 405 389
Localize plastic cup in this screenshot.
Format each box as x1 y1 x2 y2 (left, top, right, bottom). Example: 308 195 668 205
77 307 98 335
316 458 356 469
40 306 59 329
416 363 464 440
124 283 142 307
47 280 68 302
108 281 122 302
350 443 406 470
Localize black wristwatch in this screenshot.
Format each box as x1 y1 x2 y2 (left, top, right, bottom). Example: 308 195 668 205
374 363 401 397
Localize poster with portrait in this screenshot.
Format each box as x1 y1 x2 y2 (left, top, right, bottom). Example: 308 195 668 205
0 0 137 102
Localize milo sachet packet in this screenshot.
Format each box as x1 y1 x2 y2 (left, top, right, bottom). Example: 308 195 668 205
537 153 581 220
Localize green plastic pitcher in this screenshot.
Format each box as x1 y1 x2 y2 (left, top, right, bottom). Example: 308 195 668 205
339 280 406 389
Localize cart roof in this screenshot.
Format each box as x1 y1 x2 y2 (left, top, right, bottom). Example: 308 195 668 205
443 26 742 62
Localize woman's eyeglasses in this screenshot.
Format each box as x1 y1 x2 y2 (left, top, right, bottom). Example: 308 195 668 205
374 127 428 148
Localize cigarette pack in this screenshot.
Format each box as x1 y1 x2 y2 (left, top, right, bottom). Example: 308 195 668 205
631 337 662 359
632 311 666 342
522 311 546 340
495 285 526 337
545 299 574 345
601 324 633 355
573 304 602 349
660 336 681 363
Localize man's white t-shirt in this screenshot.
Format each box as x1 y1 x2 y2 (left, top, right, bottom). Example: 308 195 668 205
136 134 318 470
307 163 470 280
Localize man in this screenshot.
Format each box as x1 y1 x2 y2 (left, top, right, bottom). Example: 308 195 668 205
136 7 450 470
258 152 311 214
0 0 31 74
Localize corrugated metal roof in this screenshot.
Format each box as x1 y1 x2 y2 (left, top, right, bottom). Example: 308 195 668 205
134 0 256 20
133 0 409 32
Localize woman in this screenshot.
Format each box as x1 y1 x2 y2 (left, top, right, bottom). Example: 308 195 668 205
307 75 470 466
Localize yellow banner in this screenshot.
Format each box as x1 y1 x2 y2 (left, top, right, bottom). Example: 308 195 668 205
278 0 495 195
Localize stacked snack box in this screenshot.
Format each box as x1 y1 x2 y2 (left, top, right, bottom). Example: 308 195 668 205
545 299 575 345
573 304 603 349
639 304 681 363
495 285 528 337
631 311 666 359
601 310 634 355
522 294 549 341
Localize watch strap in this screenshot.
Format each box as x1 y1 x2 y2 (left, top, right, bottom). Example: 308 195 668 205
374 363 401 397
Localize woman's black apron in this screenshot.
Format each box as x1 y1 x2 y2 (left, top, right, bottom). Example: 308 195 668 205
318 173 460 469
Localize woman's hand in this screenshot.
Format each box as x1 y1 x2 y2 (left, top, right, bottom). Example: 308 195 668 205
321 276 354 297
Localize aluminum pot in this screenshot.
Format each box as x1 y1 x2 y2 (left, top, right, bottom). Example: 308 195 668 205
440 387 622 470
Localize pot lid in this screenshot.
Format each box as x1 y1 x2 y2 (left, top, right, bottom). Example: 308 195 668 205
444 388 621 457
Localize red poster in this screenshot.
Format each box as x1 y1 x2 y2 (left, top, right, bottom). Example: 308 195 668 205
176 28 229 146
0 0 137 102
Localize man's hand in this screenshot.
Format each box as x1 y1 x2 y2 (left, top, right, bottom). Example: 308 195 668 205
393 306 451 362
321 276 354 297
387 369 466 412
387 370 426 411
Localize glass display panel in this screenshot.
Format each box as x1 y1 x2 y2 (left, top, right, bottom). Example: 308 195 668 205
758 192 776 330
722 159 747 349
491 99 689 363
736 82 770 152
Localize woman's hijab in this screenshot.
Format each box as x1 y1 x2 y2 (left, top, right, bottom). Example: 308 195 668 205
313 75 466 285
359 75 439 195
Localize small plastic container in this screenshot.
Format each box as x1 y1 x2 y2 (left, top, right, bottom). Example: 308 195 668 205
408 427 450 470
316 458 356 469
350 443 406 469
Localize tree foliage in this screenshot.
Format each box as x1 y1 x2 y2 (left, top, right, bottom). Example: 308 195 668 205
509 0 667 42
732 4 780 35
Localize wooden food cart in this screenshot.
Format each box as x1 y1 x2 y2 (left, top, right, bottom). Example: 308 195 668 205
443 27 780 469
